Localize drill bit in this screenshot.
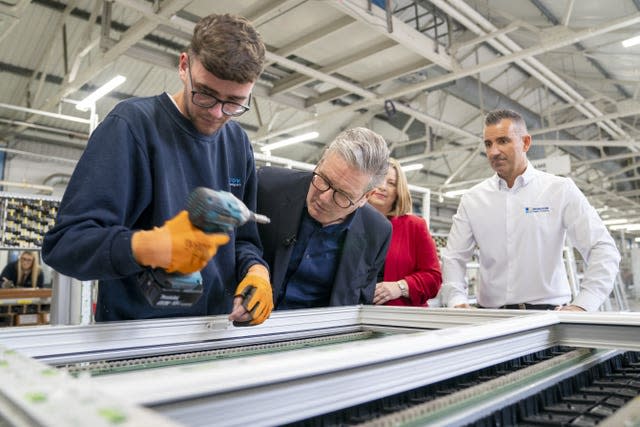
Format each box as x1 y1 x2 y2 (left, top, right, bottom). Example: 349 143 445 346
251 213 270 224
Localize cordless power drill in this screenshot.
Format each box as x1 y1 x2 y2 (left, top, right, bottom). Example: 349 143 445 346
139 187 270 308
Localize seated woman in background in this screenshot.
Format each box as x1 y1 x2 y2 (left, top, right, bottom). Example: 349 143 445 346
1 251 44 288
369 158 442 306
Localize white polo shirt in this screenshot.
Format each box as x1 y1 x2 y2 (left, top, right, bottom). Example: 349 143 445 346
440 163 620 311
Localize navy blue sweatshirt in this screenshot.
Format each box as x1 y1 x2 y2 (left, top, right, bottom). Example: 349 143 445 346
43 94 266 321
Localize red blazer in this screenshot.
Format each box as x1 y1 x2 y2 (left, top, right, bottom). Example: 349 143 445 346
383 215 442 307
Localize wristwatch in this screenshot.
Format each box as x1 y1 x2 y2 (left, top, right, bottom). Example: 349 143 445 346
397 281 409 298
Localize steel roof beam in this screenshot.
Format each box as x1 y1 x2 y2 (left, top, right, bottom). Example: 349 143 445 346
431 0 631 139
328 0 454 70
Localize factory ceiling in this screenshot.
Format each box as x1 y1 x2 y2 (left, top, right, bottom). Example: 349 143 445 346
1 0 640 230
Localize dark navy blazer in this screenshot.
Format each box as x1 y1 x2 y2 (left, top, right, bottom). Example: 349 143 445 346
257 166 392 307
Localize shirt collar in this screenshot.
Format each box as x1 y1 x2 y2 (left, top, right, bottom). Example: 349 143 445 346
493 161 537 190
303 204 358 233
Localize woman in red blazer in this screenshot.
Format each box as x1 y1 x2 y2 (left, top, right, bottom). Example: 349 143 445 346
369 158 442 307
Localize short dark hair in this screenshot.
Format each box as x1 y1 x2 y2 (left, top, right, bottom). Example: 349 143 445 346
189 13 265 83
484 109 528 134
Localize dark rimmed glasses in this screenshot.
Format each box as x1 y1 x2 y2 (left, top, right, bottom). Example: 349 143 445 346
311 172 363 209
186 55 251 117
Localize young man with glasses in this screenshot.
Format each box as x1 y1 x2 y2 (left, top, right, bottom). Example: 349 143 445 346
43 14 272 325
256 128 392 309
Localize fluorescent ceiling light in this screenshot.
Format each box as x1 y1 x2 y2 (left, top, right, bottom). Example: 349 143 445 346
444 189 469 198
401 163 423 172
260 131 319 152
622 34 640 48
76 75 126 111
169 14 196 32
602 218 629 225
609 223 640 231
608 224 627 230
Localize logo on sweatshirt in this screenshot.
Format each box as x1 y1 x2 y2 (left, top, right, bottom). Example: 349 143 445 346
524 206 550 214
229 177 241 188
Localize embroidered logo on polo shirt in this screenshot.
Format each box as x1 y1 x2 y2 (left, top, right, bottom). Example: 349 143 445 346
524 206 550 214
229 177 241 187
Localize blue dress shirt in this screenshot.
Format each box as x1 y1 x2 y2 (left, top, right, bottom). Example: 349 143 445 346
277 207 354 309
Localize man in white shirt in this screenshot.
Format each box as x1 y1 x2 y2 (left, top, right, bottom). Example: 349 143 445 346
440 109 620 311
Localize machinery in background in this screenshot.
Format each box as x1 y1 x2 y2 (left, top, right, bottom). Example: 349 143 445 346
0 288 51 327
0 192 59 250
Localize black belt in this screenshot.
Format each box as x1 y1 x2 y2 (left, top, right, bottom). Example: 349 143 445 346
479 303 558 310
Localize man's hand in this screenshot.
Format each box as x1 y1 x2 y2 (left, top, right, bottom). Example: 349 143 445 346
230 264 273 326
132 210 230 274
556 304 585 312
373 281 402 305
453 303 473 308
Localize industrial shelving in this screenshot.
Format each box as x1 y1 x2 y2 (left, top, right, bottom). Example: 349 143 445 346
0 192 60 250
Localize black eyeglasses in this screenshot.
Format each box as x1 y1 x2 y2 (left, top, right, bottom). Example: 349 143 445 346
311 172 362 209
186 55 251 117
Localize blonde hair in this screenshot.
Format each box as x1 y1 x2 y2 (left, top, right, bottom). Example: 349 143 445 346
17 251 40 288
387 158 413 217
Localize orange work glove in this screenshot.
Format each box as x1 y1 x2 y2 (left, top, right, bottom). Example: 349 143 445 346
233 265 273 326
131 210 230 274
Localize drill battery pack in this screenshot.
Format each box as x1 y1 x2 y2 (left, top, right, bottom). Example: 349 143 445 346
139 269 204 308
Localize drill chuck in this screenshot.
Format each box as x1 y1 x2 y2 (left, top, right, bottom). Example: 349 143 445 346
187 187 270 234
